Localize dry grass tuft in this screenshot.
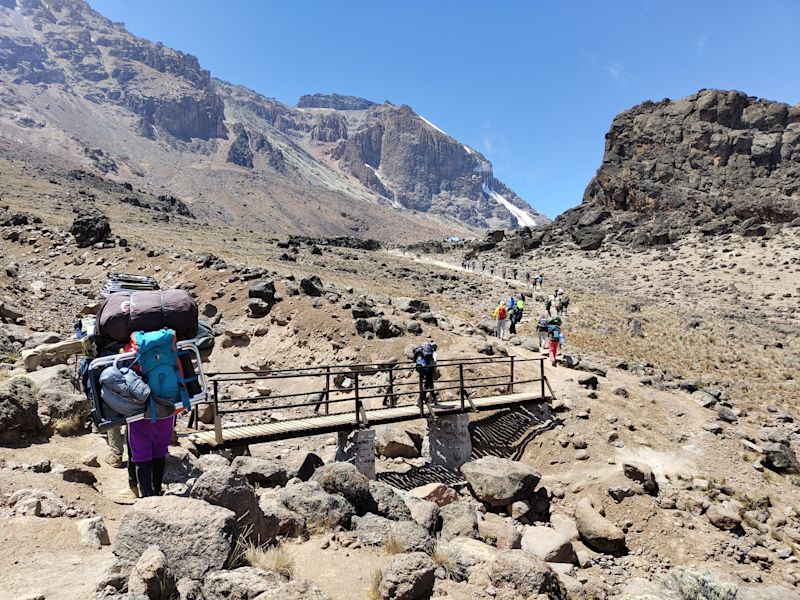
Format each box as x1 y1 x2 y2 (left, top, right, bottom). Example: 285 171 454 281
431 544 461 581
383 535 405 556
245 544 294 580
367 567 383 600
51 413 85 436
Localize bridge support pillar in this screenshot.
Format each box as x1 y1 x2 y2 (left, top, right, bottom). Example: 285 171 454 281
428 414 472 470
335 429 376 479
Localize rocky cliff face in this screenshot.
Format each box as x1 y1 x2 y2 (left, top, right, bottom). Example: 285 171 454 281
553 90 800 249
298 93 376 111
0 0 546 238
330 104 548 228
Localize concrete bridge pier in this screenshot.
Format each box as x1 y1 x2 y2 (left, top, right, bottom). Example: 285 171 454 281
428 413 472 470
335 428 376 479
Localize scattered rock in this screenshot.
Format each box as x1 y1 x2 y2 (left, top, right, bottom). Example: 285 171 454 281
230 456 289 488
279 481 355 531
439 499 479 541
407 482 458 507
127 545 175 599
310 461 375 515
574 497 626 555
378 552 436 600
622 461 658 494
352 513 434 553
461 456 540 507
78 516 110 548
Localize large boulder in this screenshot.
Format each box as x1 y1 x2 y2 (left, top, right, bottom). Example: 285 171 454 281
480 550 566 598
300 275 324 296
164 446 204 484
310 462 375 515
248 280 277 317
521 525 577 563
460 456 540 507
0 377 41 441
35 388 89 433
574 497 626 555
254 579 331 599
258 495 307 538
189 468 274 545
369 480 412 521
352 513 433 554
231 456 289 488
201 566 284 600
278 481 355 531
374 427 419 459
394 297 431 314
622 461 659 495
378 552 436 600
439 500 479 541
762 442 800 474
706 502 742 531
71 210 111 247
113 496 237 580
402 495 439 532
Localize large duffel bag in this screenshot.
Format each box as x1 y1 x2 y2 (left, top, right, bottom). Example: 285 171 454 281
97 289 199 343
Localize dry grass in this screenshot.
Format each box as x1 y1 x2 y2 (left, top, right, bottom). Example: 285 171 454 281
245 544 294 580
367 567 383 600
383 535 405 556
51 413 85 436
431 544 461 581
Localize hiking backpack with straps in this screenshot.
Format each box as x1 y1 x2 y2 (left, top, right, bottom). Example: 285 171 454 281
126 328 193 421
497 305 508 320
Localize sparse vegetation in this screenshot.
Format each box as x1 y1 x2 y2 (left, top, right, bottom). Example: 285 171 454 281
51 414 85 436
367 567 383 600
383 535 404 556
245 544 294 580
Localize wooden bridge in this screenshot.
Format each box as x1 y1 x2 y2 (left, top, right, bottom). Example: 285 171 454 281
187 356 555 450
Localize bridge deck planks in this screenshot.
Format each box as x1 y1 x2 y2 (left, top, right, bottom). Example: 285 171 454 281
189 391 547 448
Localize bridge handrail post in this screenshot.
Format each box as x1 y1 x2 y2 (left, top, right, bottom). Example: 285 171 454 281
459 363 465 411
354 371 361 426
324 366 331 415
509 356 515 393
418 370 425 417
540 358 546 399
387 365 395 407
213 379 223 446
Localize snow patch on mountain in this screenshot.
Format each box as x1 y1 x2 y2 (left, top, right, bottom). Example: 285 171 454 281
483 183 537 228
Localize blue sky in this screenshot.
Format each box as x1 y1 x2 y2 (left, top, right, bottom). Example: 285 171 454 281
90 0 800 219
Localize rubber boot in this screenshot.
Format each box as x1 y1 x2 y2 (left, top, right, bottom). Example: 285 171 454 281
152 456 166 496
135 461 155 497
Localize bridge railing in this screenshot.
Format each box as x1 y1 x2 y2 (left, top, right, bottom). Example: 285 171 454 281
196 356 552 445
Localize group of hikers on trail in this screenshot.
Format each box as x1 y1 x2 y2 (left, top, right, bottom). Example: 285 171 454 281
462 261 545 289
491 287 569 367
493 294 526 340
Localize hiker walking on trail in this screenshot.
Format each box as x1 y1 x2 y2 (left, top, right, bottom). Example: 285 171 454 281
414 341 438 404
536 315 549 349
537 272 544 290
547 316 562 367
509 296 525 335
493 301 509 340
513 268 518 280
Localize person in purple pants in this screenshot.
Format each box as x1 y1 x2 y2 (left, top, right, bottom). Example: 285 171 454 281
128 415 174 497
